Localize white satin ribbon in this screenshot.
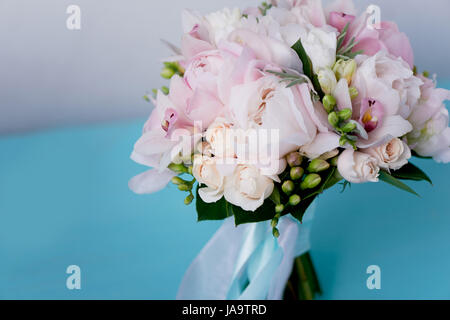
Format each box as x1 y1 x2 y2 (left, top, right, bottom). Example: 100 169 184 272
177 202 316 300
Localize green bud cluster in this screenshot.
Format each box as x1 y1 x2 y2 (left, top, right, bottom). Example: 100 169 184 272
161 62 185 80
170 162 197 206
270 151 339 238
322 93 358 149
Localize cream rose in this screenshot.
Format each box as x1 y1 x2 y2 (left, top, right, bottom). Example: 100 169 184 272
193 155 225 203
224 165 274 212
337 149 380 183
365 138 411 170
205 118 237 159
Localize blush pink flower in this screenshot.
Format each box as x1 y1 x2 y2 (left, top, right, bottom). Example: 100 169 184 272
407 76 450 163
328 12 355 32
342 13 414 69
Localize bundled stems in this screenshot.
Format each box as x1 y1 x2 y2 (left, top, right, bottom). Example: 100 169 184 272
284 253 321 300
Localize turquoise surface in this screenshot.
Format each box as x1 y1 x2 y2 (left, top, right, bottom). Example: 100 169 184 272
1 83 450 300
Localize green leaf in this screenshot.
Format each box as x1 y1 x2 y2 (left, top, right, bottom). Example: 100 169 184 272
196 186 277 225
290 194 317 223
291 39 313 78
196 186 233 221
336 23 350 50
290 167 342 223
391 163 432 184
379 171 420 197
291 39 324 98
270 187 281 205
339 180 351 193
232 201 277 226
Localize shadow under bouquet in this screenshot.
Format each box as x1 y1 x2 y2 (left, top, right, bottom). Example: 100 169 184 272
129 0 450 300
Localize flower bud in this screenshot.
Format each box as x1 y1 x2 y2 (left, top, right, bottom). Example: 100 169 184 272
289 194 301 206
161 86 169 95
287 152 303 167
168 163 188 174
282 180 295 195
341 122 357 133
171 177 185 185
333 59 357 85
349 86 359 99
328 111 340 128
178 184 191 192
161 68 175 79
184 194 194 205
323 95 337 113
319 149 339 160
301 174 322 190
273 228 280 238
290 167 305 181
271 218 279 228
318 68 337 95
275 204 285 214
338 108 352 121
330 155 339 167
307 159 330 173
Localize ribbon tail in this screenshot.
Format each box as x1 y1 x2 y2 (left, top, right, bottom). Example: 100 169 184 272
176 218 248 300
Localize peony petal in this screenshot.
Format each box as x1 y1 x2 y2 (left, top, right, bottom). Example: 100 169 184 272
181 34 214 60
300 132 341 159
129 169 176 195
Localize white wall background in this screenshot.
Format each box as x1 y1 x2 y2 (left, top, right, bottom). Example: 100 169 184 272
1 0 450 134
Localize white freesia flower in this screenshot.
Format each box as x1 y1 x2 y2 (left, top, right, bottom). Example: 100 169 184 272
337 149 380 183
193 155 225 203
318 68 337 94
204 8 242 45
365 138 411 170
224 165 274 212
301 26 337 73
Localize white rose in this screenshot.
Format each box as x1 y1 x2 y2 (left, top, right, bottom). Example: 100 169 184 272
193 155 224 203
337 149 380 183
224 165 274 212
365 138 411 170
205 118 237 159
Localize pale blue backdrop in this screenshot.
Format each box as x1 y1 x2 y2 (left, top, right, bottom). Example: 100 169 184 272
1 81 449 300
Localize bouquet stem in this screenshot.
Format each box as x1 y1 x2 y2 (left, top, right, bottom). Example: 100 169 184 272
283 252 321 300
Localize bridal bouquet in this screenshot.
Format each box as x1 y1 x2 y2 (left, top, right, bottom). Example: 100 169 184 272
129 0 450 300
